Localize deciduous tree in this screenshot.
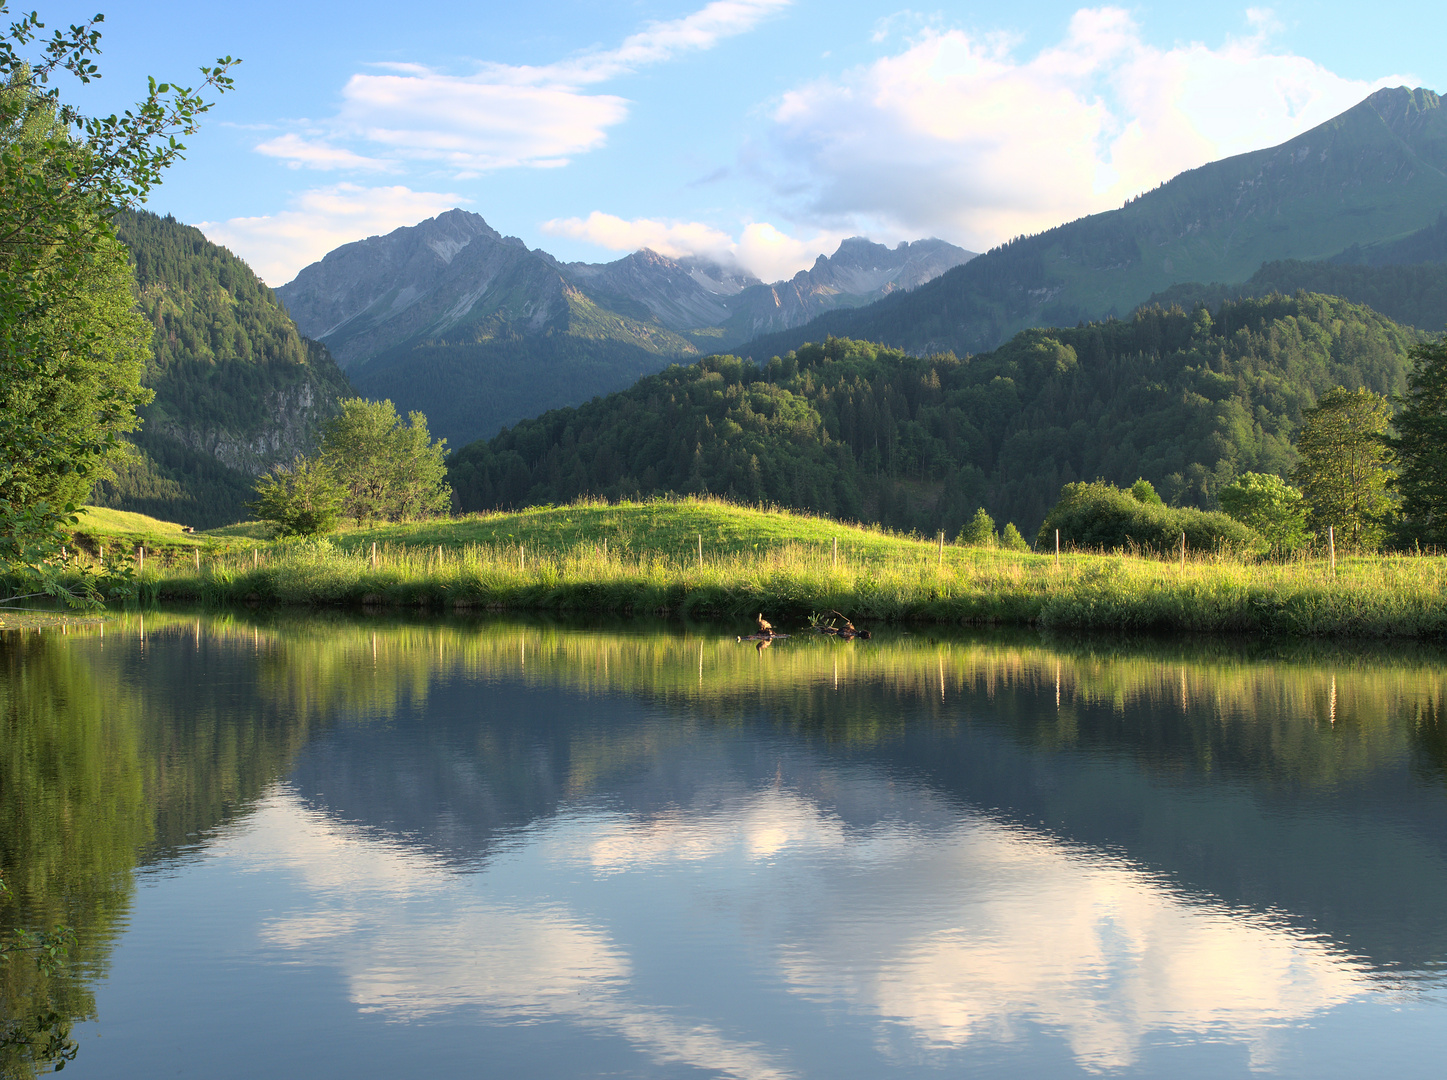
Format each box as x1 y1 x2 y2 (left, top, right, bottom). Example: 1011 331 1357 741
1218 472 1309 554
1291 387 1396 551
248 455 342 537
0 5 236 575
321 398 450 524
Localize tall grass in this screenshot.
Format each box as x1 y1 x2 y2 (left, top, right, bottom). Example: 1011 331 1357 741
38 496 1440 637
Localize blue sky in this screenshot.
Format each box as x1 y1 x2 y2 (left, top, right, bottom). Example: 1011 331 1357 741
49 1 1447 284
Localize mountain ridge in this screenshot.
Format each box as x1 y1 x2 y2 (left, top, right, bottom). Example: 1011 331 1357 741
732 85 1447 363
275 213 973 445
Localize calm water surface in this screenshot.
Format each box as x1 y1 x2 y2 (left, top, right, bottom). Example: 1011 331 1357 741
3 612 1447 1078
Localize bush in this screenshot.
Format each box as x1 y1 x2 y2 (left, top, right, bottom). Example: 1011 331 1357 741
999 522 1030 551
958 507 996 547
249 455 343 537
1218 472 1309 554
1037 481 1254 555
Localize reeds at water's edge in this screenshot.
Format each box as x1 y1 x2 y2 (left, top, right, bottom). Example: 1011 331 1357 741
25 535 1447 638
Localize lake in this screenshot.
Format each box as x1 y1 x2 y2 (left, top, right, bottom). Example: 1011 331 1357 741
3 612 1447 1078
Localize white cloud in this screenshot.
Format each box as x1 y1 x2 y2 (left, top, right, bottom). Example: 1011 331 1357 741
334 72 629 174
763 6 1410 249
543 211 850 282
262 0 791 177
198 184 465 286
255 133 394 172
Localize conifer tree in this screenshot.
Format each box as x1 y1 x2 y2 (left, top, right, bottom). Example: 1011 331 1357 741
1392 340 1447 546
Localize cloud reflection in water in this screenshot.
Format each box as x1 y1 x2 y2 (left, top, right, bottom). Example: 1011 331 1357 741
232 772 1370 1076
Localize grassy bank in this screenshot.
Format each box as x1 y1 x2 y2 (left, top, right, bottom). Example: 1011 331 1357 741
34 499 1447 638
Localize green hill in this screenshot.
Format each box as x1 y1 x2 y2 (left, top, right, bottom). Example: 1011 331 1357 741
736 87 1447 363
1334 211 1447 266
449 294 1419 537
89 210 351 528
1144 260 1447 332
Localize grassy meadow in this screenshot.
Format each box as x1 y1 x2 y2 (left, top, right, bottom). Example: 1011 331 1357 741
28 497 1447 639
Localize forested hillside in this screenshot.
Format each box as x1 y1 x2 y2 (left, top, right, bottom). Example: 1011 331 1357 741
733 87 1447 364
449 294 1419 538
90 210 351 527
345 287 700 447
1144 261 1447 333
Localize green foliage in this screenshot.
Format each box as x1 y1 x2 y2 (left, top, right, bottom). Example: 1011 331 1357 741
1292 387 1397 551
322 399 450 525
450 295 1418 538
1037 481 1254 555
88 212 351 528
1391 339 1447 546
958 507 996 547
248 455 342 537
999 522 1030 551
1129 479 1163 505
0 6 235 570
1218 472 1310 554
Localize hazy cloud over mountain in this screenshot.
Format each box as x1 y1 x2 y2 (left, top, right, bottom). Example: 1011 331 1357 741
761 7 1410 248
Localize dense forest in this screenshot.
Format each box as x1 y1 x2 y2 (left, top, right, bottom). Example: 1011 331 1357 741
90 210 351 527
449 294 1419 538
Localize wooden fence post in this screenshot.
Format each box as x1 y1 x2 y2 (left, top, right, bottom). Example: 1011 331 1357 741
194 549 200 572
137 546 144 574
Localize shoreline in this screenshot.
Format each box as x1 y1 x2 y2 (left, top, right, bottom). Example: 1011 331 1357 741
60 549 1447 639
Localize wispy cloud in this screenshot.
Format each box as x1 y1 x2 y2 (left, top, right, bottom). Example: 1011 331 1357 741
261 0 792 176
255 134 395 172
199 184 464 286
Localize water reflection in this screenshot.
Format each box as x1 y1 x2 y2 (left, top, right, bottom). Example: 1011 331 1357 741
2 613 1446 1078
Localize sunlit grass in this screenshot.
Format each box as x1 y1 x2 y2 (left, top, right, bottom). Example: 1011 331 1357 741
41 497 1445 637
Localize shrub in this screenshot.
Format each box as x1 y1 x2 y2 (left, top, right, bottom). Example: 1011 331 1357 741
958 507 997 547
1000 522 1030 551
1218 472 1309 554
249 455 343 537
1036 481 1253 555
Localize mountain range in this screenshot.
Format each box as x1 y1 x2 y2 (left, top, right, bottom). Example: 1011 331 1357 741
736 86 1447 362
275 215 973 446
88 85 1447 531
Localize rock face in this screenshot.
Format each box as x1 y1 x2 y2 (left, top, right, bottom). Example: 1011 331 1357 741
720 237 974 342
278 210 569 369
276 211 975 368
271 214 974 448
